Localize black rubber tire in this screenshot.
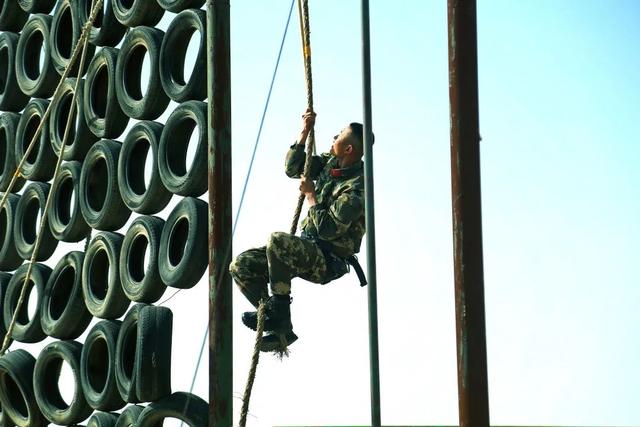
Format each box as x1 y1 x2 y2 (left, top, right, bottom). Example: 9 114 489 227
41 251 92 339
159 9 207 102
0 194 23 272
157 0 206 13
82 232 130 319
48 161 91 243
0 114 26 193
0 1 28 31
13 182 58 262
118 121 172 214
112 0 165 27
114 303 146 403
159 197 207 289
15 14 58 98
135 305 172 402
49 78 99 161
78 0 127 47
14 99 56 182
120 216 167 303
0 404 14 427
0 349 47 427
158 101 208 196
80 320 126 412
114 405 144 427
0 33 29 111
2 263 51 344
17 0 55 14
33 340 93 425
0 273 12 347
50 0 96 77
84 47 129 139
86 411 119 427
79 139 131 231
137 392 208 427
116 27 170 120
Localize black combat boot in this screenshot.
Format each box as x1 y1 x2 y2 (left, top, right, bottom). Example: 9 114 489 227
241 294 292 333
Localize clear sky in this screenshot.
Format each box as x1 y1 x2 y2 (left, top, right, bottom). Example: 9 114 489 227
8 1 640 426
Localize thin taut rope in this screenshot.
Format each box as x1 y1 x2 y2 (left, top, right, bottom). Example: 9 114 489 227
0 0 103 356
289 0 315 236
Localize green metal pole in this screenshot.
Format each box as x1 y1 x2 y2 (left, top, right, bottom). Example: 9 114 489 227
361 0 381 425
207 1 233 426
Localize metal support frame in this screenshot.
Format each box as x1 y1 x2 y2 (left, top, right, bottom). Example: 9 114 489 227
361 1 381 426
447 1 490 426
207 1 233 426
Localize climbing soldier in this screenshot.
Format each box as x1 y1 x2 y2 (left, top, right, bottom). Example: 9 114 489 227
229 109 371 351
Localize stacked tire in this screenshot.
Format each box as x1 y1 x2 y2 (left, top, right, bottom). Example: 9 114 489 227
0 1 210 425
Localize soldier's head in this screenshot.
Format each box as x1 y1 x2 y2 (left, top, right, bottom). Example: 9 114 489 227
330 122 374 164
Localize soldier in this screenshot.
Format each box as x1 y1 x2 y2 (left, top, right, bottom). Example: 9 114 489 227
229 109 371 351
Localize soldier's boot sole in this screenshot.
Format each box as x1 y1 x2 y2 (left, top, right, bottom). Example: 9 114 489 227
260 331 298 353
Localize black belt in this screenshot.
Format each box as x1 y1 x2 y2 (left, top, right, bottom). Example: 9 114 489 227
301 231 367 287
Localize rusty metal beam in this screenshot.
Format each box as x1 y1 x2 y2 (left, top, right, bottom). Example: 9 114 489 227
207 1 233 426
447 1 490 426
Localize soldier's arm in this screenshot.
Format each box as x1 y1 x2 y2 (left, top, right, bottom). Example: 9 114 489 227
284 109 327 179
285 146 328 179
308 186 364 241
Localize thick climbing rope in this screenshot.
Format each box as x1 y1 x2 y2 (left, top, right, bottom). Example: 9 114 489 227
0 0 103 356
238 1 315 425
289 0 316 236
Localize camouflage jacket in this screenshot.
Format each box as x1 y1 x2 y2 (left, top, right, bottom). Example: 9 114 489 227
285 144 365 259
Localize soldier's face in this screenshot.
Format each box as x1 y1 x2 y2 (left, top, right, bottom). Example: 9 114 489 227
330 127 354 158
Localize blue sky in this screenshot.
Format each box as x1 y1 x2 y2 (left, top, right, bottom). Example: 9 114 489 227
7 1 639 426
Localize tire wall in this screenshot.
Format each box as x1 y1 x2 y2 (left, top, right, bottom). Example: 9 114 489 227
0 1 210 425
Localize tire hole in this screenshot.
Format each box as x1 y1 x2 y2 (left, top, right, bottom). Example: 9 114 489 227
0 372 28 419
0 206 7 245
55 3 73 61
12 278 34 326
128 234 149 282
90 64 109 119
56 91 78 144
168 217 189 267
41 357 73 409
23 114 42 166
89 247 109 301
81 0 106 28
27 283 38 322
121 0 135 9
167 118 198 178
49 265 75 321
121 321 137 382
0 46 8 94
59 360 76 407
183 30 201 85
87 337 109 393
127 137 150 196
124 44 151 101
22 197 41 246
0 126 7 175
24 29 45 81
87 156 108 213
55 175 74 226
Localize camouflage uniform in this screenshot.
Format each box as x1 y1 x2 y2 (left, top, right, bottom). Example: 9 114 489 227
230 143 366 306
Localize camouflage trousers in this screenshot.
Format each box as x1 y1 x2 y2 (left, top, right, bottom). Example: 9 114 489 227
229 231 327 307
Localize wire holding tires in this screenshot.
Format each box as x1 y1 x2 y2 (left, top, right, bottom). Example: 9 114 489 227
0 0 104 357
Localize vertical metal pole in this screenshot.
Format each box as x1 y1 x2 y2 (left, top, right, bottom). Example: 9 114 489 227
207 1 232 426
361 1 381 426
447 1 490 427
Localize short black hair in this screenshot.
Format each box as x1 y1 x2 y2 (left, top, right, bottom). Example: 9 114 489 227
348 122 374 157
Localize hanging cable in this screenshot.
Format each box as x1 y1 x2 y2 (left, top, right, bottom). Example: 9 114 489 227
177 1 297 425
